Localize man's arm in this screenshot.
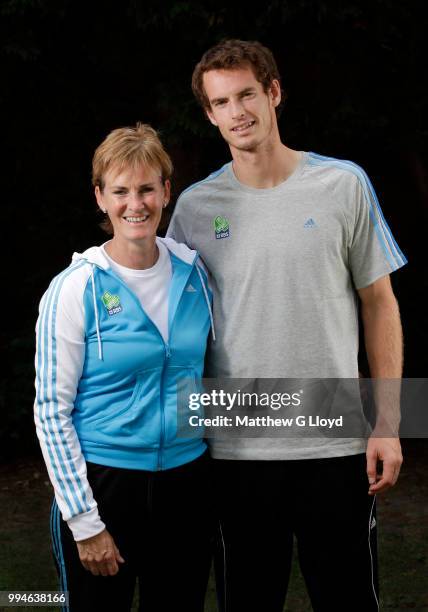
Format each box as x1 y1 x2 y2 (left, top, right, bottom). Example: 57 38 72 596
358 274 403 495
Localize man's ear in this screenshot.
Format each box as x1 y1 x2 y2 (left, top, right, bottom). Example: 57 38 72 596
206 108 218 127
269 79 281 109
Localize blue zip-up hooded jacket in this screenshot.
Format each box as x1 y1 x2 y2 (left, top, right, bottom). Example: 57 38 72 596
34 237 213 540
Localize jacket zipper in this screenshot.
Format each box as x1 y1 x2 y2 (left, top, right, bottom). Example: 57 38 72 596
158 342 171 470
104 259 198 471
157 258 198 470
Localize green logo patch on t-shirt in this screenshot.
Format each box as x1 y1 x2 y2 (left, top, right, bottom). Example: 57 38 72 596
214 216 230 239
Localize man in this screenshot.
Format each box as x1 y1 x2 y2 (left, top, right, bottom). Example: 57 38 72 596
167 39 405 611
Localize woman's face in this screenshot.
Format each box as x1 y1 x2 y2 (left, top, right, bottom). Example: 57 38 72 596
95 163 170 246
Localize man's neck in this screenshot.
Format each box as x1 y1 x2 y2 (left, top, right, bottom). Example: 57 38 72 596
231 143 302 189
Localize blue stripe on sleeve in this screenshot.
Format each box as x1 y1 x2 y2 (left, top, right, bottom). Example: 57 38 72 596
49 265 89 512
311 152 406 262
180 164 228 196
308 152 406 269
36 261 89 517
37 271 79 516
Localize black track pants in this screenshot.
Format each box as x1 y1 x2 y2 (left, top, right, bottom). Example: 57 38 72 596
213 453 379 612
50 451 214 612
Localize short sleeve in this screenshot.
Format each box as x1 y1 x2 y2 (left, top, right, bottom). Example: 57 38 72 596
349 172 407 289
166 194 193 246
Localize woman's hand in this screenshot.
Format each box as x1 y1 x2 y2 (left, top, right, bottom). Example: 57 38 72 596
76 529 125 576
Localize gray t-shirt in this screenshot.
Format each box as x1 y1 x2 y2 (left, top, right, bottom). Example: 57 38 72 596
167 151 407 459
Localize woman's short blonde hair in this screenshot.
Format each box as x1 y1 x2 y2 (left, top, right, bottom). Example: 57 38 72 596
92 123 173 234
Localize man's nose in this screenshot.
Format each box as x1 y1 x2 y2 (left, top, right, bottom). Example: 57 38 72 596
230 99 245 120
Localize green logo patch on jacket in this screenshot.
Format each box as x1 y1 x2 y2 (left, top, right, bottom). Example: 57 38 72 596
101 291 123 316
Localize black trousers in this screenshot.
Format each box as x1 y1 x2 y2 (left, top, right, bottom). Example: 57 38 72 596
213 453 379 612
51 451 214 612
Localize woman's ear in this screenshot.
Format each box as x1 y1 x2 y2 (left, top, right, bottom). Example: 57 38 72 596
95 186 106 213
163 179 171 207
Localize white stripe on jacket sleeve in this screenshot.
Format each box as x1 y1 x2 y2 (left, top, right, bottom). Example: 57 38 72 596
34 261 106 541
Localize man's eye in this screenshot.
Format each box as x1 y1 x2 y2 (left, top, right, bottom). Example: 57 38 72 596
113 190 127 195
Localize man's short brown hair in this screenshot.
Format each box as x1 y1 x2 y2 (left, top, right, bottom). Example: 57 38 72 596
191 39 285 116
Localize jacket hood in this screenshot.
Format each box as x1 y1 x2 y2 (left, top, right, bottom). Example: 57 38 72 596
70 236 213 362
71 237 197 269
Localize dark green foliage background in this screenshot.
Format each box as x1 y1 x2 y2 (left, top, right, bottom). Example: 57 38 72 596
1 0 427 457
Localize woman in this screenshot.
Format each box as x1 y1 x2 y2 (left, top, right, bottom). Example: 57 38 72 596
34 123 214 611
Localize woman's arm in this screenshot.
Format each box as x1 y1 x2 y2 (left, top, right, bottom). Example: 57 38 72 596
34 266 106 541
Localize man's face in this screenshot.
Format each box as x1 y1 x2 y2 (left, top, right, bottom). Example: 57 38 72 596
203 66 281 153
